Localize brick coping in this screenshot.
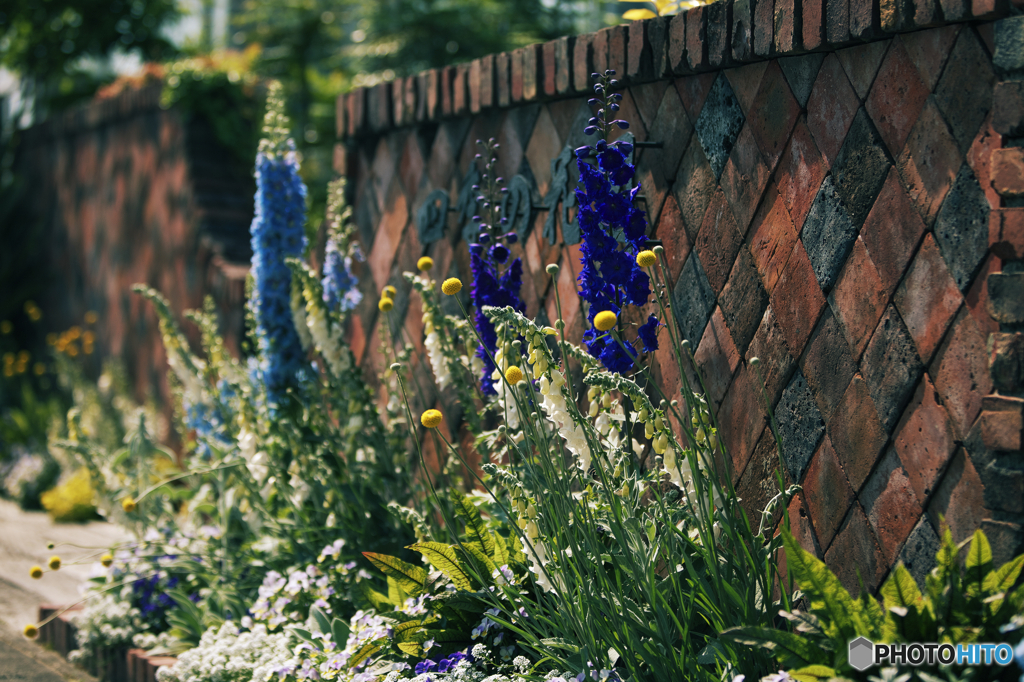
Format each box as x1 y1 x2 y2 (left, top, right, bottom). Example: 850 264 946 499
337 0 1019 140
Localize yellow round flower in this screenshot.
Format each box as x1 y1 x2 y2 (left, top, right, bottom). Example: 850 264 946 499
378 297 394 312
47 556 61 571
505 366 524 385
100 554 114 568
593 310 618 332
420 409 443 429
122 496 136 513
441 278 463 296
636 250 657 268
417 256 434 272
23 624 38 639
29 566 43 579
383 285 397 297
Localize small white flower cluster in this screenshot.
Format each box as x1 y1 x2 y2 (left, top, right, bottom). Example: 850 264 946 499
301 284 351 377
250 563 336 629
292 285 314 353
156 622 294 682
68 592 145 662
490 338 522 430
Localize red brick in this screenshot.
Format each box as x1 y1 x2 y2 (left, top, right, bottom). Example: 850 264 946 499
774 0 799 53
522 44 541 101
830 236 888 360
627 20 648 82
440 66 455 117
967 117 1002 209
866 40 930 157
836 40 887 100
476 55 494 110
930 308 993 439
687 6 709 71
991 147 1024 197
824 503 886 593
719 364 768 477
706 0 731 68
673 137 717 241
669 13 689 74
696 189 744 294
965 253 1001 336
900 25 960 91
655 194 691 283
972 0 1009 18
452 65 468 116
896 98 962 227
745 305 797 406
748 186 797 295
804 0 826 50
860 169 926 296
555 36 574 95
806 54 858 168
755 0 775 56
828 373 887 492
650 16 674 79
980 409 1023 450
721 125 771 235
926 447 985 543
593 27 611 76
892 374 957 505
573 33 594 93
542 40 557 97
770 240 825 357
826 0 850 45
675 72 717 124
893 234 964 364
368 182 409 291
631 80 671 131
850 0 881 39
747 61 801 170
776 119 827 232
802 308 857 419
555 249 581 331
804 436 856 548
695 307 743 405
990 208 1024 261
736 429 790 528
608 24 628 78
510 48 525 103
733 0 756 61
496 52 512 107
725 62 769 115
860 447 923 564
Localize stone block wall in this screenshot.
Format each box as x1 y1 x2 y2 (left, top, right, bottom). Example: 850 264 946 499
335 2 1024 589
13 84 254 408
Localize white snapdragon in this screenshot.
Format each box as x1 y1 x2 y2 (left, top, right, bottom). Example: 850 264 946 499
304 293 351 377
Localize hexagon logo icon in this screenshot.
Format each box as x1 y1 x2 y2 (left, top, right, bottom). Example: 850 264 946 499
849 637 875 671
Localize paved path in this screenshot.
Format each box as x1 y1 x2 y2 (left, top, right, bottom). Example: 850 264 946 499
0 498 129 666
0 619 96 682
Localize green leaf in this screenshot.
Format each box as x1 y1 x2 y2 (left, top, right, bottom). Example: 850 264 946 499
540 638 581 655
983 553 1024 594
881 564 923 611
965 529 992 596
452 490 494 557
310 605 331 636
781 529 861 642
331 618 350 646
492 532 509 567
788 665 836 682
460 542 497 579
347 640 382 669
357 581 392 611
408 542 474 591
363 552 427 595
720 625 827 669
289 627 317 647
387 576 409 606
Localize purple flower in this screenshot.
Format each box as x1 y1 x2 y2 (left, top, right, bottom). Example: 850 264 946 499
637 315 660 353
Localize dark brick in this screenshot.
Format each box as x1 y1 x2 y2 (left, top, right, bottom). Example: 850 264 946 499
831 108 892 229
707 0 732 68
687 6 709 71
927 446 985 544
880 0 914 32
995 16 1024 74
974 0 1011 20
736 429 789 531
673 138 717 241
989 273 1024 324
804 436 856 548
774 0 800 54
478 55 495 109
863 306 925 432
866 40 930 157
993 81 1024 135
900 26 960 92
746 305 797 406
628 20 652 82
935 30 996 155
829 373 887 491
897 516 940 587
720 249 770 353
776 370 826 484
755 0 775 56
593 27 611 76
940 0 971 19
510 48 525 103
720 364 769 476
804 0 825 50
850 0 881 39
981 520 1024 569
694 73 745 180
733 0 756 61
802 173 857 293
573 33 594 93
609 24 628 78
836 41 887 100
523 44 541 101
747 61 800 170
647 86 692 183
801 308 857 419
826 0 850 45
779 54 825 108
721 125 771 234
674 251 717 347
496 53 512 107
934 164 990 293
669 13 689 74
555 37 574 95
897 99 963 227
648 17 672 79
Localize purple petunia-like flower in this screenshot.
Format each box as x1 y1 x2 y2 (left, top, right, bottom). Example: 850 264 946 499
575 71 659 373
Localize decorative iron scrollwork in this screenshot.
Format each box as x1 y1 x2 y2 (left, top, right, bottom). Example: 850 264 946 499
544 146 578 245
416 189 449 245
502 174 534 239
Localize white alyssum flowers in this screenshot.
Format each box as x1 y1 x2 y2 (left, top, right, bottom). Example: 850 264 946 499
156 622 294 682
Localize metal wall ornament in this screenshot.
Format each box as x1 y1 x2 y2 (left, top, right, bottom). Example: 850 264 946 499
502 174 535 239
544 145 578 245
416 189 450 244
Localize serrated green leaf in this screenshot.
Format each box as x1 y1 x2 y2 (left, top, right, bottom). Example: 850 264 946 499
983 553 1024 594
788 665 836 682
965 529 992 596
720 625 826 669
409 542 474 591
357 581 392 611
460 542 497 579
881 564 923 610
363 552 427 595
452 490 494 557
347 640 382 669
492 532 509 567
388 576 409 606
782 529 861 642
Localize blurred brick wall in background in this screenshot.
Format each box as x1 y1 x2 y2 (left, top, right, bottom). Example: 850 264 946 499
14 84 253 412
337 6 1024 590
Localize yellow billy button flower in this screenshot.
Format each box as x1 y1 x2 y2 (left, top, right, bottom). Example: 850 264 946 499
29 566 43 579
23 624 38 639
593 310 618 332
420 409 443 429
122 496 136 513
636 250 657 268
441 277 462 295
505 366 523 385
417 256 434 271
378 297 394 312
100 554 114 568
47 556 61 571
383 285 397 297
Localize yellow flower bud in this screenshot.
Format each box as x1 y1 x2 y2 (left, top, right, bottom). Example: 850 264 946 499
383 285 397 297
100 554 114 568
593 310 617 332
420 409 443 429
417 256 434 271
122 497 136 513
441 278 463 295
47 556 61 571
378 297 394 312
23 624 38 639
505 366 523 385
602 393 613 409
636 250 657 268
29 566 43 579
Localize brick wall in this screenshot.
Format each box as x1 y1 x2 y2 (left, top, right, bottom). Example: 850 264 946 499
335 3 1024 589
13 84 253 409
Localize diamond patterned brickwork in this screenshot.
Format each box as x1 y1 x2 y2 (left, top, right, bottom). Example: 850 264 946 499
337 9 1021 592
